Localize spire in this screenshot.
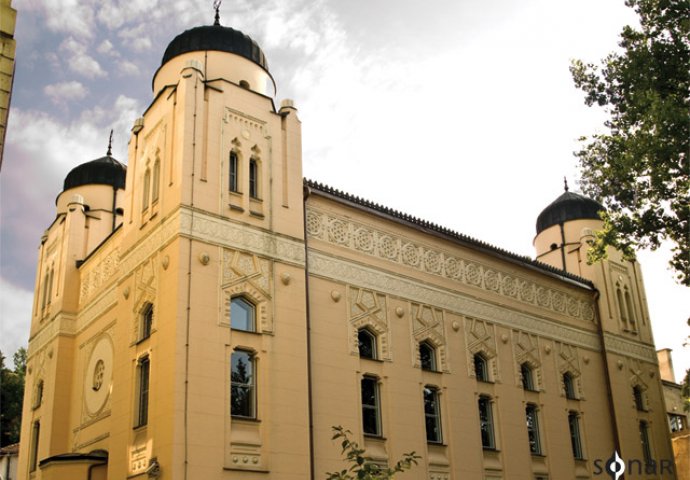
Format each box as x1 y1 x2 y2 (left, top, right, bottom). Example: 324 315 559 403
563 176 569 192
213 0 221 25
107 129 113 157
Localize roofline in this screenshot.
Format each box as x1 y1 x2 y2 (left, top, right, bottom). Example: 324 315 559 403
304 179 595 291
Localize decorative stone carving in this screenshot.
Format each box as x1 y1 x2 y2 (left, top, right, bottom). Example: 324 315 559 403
411 303 448 371
465 318 498 380
132 255 158 341
222 248 273 332
557 343 583 398
513 330 543 389
349 288 390 360
83 334 113 416
79 247 121 305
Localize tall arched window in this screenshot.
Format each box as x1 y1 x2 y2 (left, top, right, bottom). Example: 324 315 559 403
563 372 577 399
633 385 646 411
249 158 259 198
423 386 442 443
616 286 628 326
419 342 437 371
624 289 636 328
231 350 255 418
474 353 489 382
142 168 151 211
229 151 239 192
478 395 496 449
361 376 381 436
521 363 535 391
358 328 377 359
231 297 255 332
151 158 160 203
139 302 154 341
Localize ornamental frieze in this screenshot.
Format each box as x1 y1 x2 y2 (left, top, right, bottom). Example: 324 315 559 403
306 207 595 323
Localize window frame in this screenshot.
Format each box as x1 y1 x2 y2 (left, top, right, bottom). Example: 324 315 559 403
142 168 151 211
29 420 40 472
229 151 239 193
230 296 256 332
568 411 584 460
361 375 382 437
525 403 542 455
139 302 154 342
134 355 150 428
478 395 496 450
231 350 256 419
423 386 442 444
151 158 161 203
249 158 259 198
474 353 490 382
419 341 437 371
669 413 686 433
521 362 535 391
639 420 653 464
563 372 577 399
633 385 646 411
357 328 377 360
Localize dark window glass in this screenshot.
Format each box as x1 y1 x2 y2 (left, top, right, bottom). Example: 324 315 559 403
142 169 151 211
633 386 645 411
361 376 381 436
670 414 686 433
526 404 541 454
478 396 495 449
568 412 583 459
475 354 489 382
424 387 442 443
640 420 652 464
136 357 150 427
152 159 160 202
231 351 255 418
358 329 376 359
29 421 40 472
420 342 436 371
229 151 238 192
140 303 153 340
563 373 577 399
231 297 255 332
521 363 535 390
249 159 258 198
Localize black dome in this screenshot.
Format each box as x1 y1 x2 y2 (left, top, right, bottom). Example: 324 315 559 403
63 156 126 191
536 191 605 234
161 25 268 71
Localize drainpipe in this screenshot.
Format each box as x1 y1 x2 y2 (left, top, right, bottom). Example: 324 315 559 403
559 223 567 272
302 184 315 480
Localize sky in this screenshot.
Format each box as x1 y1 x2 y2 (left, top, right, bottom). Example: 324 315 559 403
1 0 688 379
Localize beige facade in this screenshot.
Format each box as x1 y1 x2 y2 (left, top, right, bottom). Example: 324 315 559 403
658 349 689 480
18 18 676 480
0 0 17 168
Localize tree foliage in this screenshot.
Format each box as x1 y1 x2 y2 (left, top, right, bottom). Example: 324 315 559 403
326 426 420 480
570 0 689 285
0 348 26 446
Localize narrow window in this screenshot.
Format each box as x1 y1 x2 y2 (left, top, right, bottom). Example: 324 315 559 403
151 159 161 203
249 158 258 198
639 420 652 464
526 404 542 455
361 376 381 436
357 328 377 359
474 353 489 382
633 386 645 411
563 372 577 399
625 290 636 328
419 342 436 371
46 268 54 306
33 380 44 409
29 420 40 472
423 386 442 443
478 396 495 449
616 287 628 325
139 303 153 341
568 411 583 459
41 272 49 311
521 363 535 390
142 168 151 211
231 350 255 418
230 297 255 332
229 151 239 192
135 356 150 428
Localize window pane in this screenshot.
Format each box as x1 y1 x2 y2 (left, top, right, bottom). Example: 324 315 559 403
526 405 541 454
141 303 153 340
358 329 376 359
249 159 258 198
564 373 576 399
479 397 495 449
521 363 534 390
231 297 255 331
633 386 645 411
420 343 436 371
424 387 441 443
640 421 652 463
231 351 255 418
361 377 380 436
475 354 488 381
137 357 150 427
229 152 238 192
568 412 583 459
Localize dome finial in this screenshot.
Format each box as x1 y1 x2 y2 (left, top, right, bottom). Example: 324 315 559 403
563 176 569 192
107 129 113 157
213 0 221 25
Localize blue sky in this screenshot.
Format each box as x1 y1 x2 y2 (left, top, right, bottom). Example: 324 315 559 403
2 0 688 378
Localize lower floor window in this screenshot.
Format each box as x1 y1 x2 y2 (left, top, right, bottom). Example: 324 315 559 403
478 396 495 449
525 404 541 454
424 386 442 443
135 356 150 428
231 350 255 418
361 376 381 436
568 411 584 459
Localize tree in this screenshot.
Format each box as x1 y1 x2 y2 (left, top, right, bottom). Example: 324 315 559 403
570 0 689 285
0 348 26 446
326 426 420 480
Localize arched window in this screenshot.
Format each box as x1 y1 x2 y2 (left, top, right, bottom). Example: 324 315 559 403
423 386 442 443
633 385 646 411
563 372 577 399
139 302 154 341
474 353 489 382
249 158 259 198
616 286 628 325
361 376 381 436
625 289 636 328
639 420 652 464
521 363 535 391
231 350 255 418
419 342 437 371
151 158 160 203
29 420 40 472
231 297 255 332
142 168 151 211
357 328 377 359
229 151 239 192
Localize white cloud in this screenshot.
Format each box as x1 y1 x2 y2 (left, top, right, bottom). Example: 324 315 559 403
26 0 96 38
43 80 88 104
0 279 33 357
60 37 107 78
97 39 117 56
117 60 140 76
